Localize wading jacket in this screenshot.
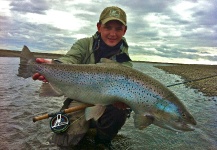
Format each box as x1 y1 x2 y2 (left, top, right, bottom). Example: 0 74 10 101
58 32 132 67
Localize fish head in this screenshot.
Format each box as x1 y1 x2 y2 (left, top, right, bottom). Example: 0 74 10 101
152 99 197 132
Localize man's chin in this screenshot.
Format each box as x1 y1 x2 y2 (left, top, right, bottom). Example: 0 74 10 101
105 42 118 47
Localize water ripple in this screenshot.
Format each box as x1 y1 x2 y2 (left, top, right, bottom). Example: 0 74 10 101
0 59 216 149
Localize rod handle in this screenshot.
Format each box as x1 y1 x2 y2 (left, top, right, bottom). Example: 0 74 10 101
64 104 93 114
33 114 50 122
32 104 94 122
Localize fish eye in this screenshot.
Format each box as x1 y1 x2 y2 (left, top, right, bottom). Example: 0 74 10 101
182 113 186 117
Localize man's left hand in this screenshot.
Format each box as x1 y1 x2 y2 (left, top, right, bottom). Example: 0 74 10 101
113 102 129 110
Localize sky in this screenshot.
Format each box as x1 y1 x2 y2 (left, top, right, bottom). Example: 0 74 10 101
1 0 217 64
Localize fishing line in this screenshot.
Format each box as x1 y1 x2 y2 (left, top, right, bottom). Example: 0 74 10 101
166 74 217 87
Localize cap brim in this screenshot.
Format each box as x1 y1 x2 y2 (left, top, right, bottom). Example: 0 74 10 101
101 17 126 26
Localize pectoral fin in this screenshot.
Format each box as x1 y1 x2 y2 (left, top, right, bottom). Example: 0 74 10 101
85 105 106 121
39 83 63 97
134 114 154 130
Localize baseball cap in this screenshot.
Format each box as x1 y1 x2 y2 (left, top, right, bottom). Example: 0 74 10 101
99 6 127 26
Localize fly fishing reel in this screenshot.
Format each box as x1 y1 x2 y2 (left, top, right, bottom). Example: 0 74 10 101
50 113 70 133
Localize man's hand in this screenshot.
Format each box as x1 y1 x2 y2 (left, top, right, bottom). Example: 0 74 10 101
113 102 129 110
32 58 52 82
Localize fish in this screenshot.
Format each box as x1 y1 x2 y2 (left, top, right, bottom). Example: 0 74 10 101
18 45 196 132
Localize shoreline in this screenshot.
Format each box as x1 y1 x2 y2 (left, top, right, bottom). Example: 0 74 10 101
155 64 217 96
0 49 63 59
1 49 216 96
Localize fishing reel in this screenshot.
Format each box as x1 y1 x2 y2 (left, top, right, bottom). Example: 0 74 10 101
50 113 70 133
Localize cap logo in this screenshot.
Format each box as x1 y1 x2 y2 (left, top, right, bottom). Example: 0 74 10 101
109 9 120 18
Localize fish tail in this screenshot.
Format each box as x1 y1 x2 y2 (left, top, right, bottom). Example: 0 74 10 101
17 45 35 78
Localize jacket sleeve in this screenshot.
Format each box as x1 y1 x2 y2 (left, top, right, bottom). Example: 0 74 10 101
58 38 89 64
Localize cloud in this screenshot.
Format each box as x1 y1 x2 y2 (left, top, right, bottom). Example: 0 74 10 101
10 0 50 14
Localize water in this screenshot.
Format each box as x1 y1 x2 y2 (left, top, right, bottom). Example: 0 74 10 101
0 58 216 150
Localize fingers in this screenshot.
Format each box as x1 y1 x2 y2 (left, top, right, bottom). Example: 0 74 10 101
35 58 45 63
36 58 52 64
113 102 129 110
33 58 51 82
38 76 48 82
32 73 48 82
38 75 46 81
32 73 40 80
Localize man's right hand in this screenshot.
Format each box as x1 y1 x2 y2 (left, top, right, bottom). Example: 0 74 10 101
32 58 52 82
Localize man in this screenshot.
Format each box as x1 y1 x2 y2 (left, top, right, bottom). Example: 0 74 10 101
33 6 132 149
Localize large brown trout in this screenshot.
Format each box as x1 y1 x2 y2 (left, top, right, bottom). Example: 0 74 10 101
18 45 196 132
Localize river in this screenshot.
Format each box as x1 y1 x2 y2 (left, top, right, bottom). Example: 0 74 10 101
0 57 216 150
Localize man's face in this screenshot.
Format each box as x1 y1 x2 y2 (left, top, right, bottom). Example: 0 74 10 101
97 20 127 47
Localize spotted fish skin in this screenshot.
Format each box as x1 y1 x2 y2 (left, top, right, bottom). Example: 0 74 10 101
18 46 196 132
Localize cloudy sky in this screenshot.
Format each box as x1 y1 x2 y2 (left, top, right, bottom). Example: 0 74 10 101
1 0 217 64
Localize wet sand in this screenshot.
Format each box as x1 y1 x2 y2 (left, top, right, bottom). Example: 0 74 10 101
155 64 217 96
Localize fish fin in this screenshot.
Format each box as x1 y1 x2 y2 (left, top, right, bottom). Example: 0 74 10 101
39 83 63 97
133 114 154 130
85 105 106 121
17 45 35 78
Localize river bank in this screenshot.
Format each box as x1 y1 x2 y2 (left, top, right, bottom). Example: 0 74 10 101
155 64 217 96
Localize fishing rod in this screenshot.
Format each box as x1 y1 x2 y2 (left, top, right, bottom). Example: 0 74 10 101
166 74 217 87
33 103 94 133
33 103 93 122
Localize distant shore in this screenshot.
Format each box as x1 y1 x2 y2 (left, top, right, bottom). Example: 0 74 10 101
1 49 217 96
155 64 217 96
0 49 63 59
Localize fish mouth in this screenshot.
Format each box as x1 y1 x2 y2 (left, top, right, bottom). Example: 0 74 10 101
155 120 196 132
174 116 197 132
174 120 196 132
182 117 197 131
163 118 197 132
166 123 195 132
181 123 195 131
